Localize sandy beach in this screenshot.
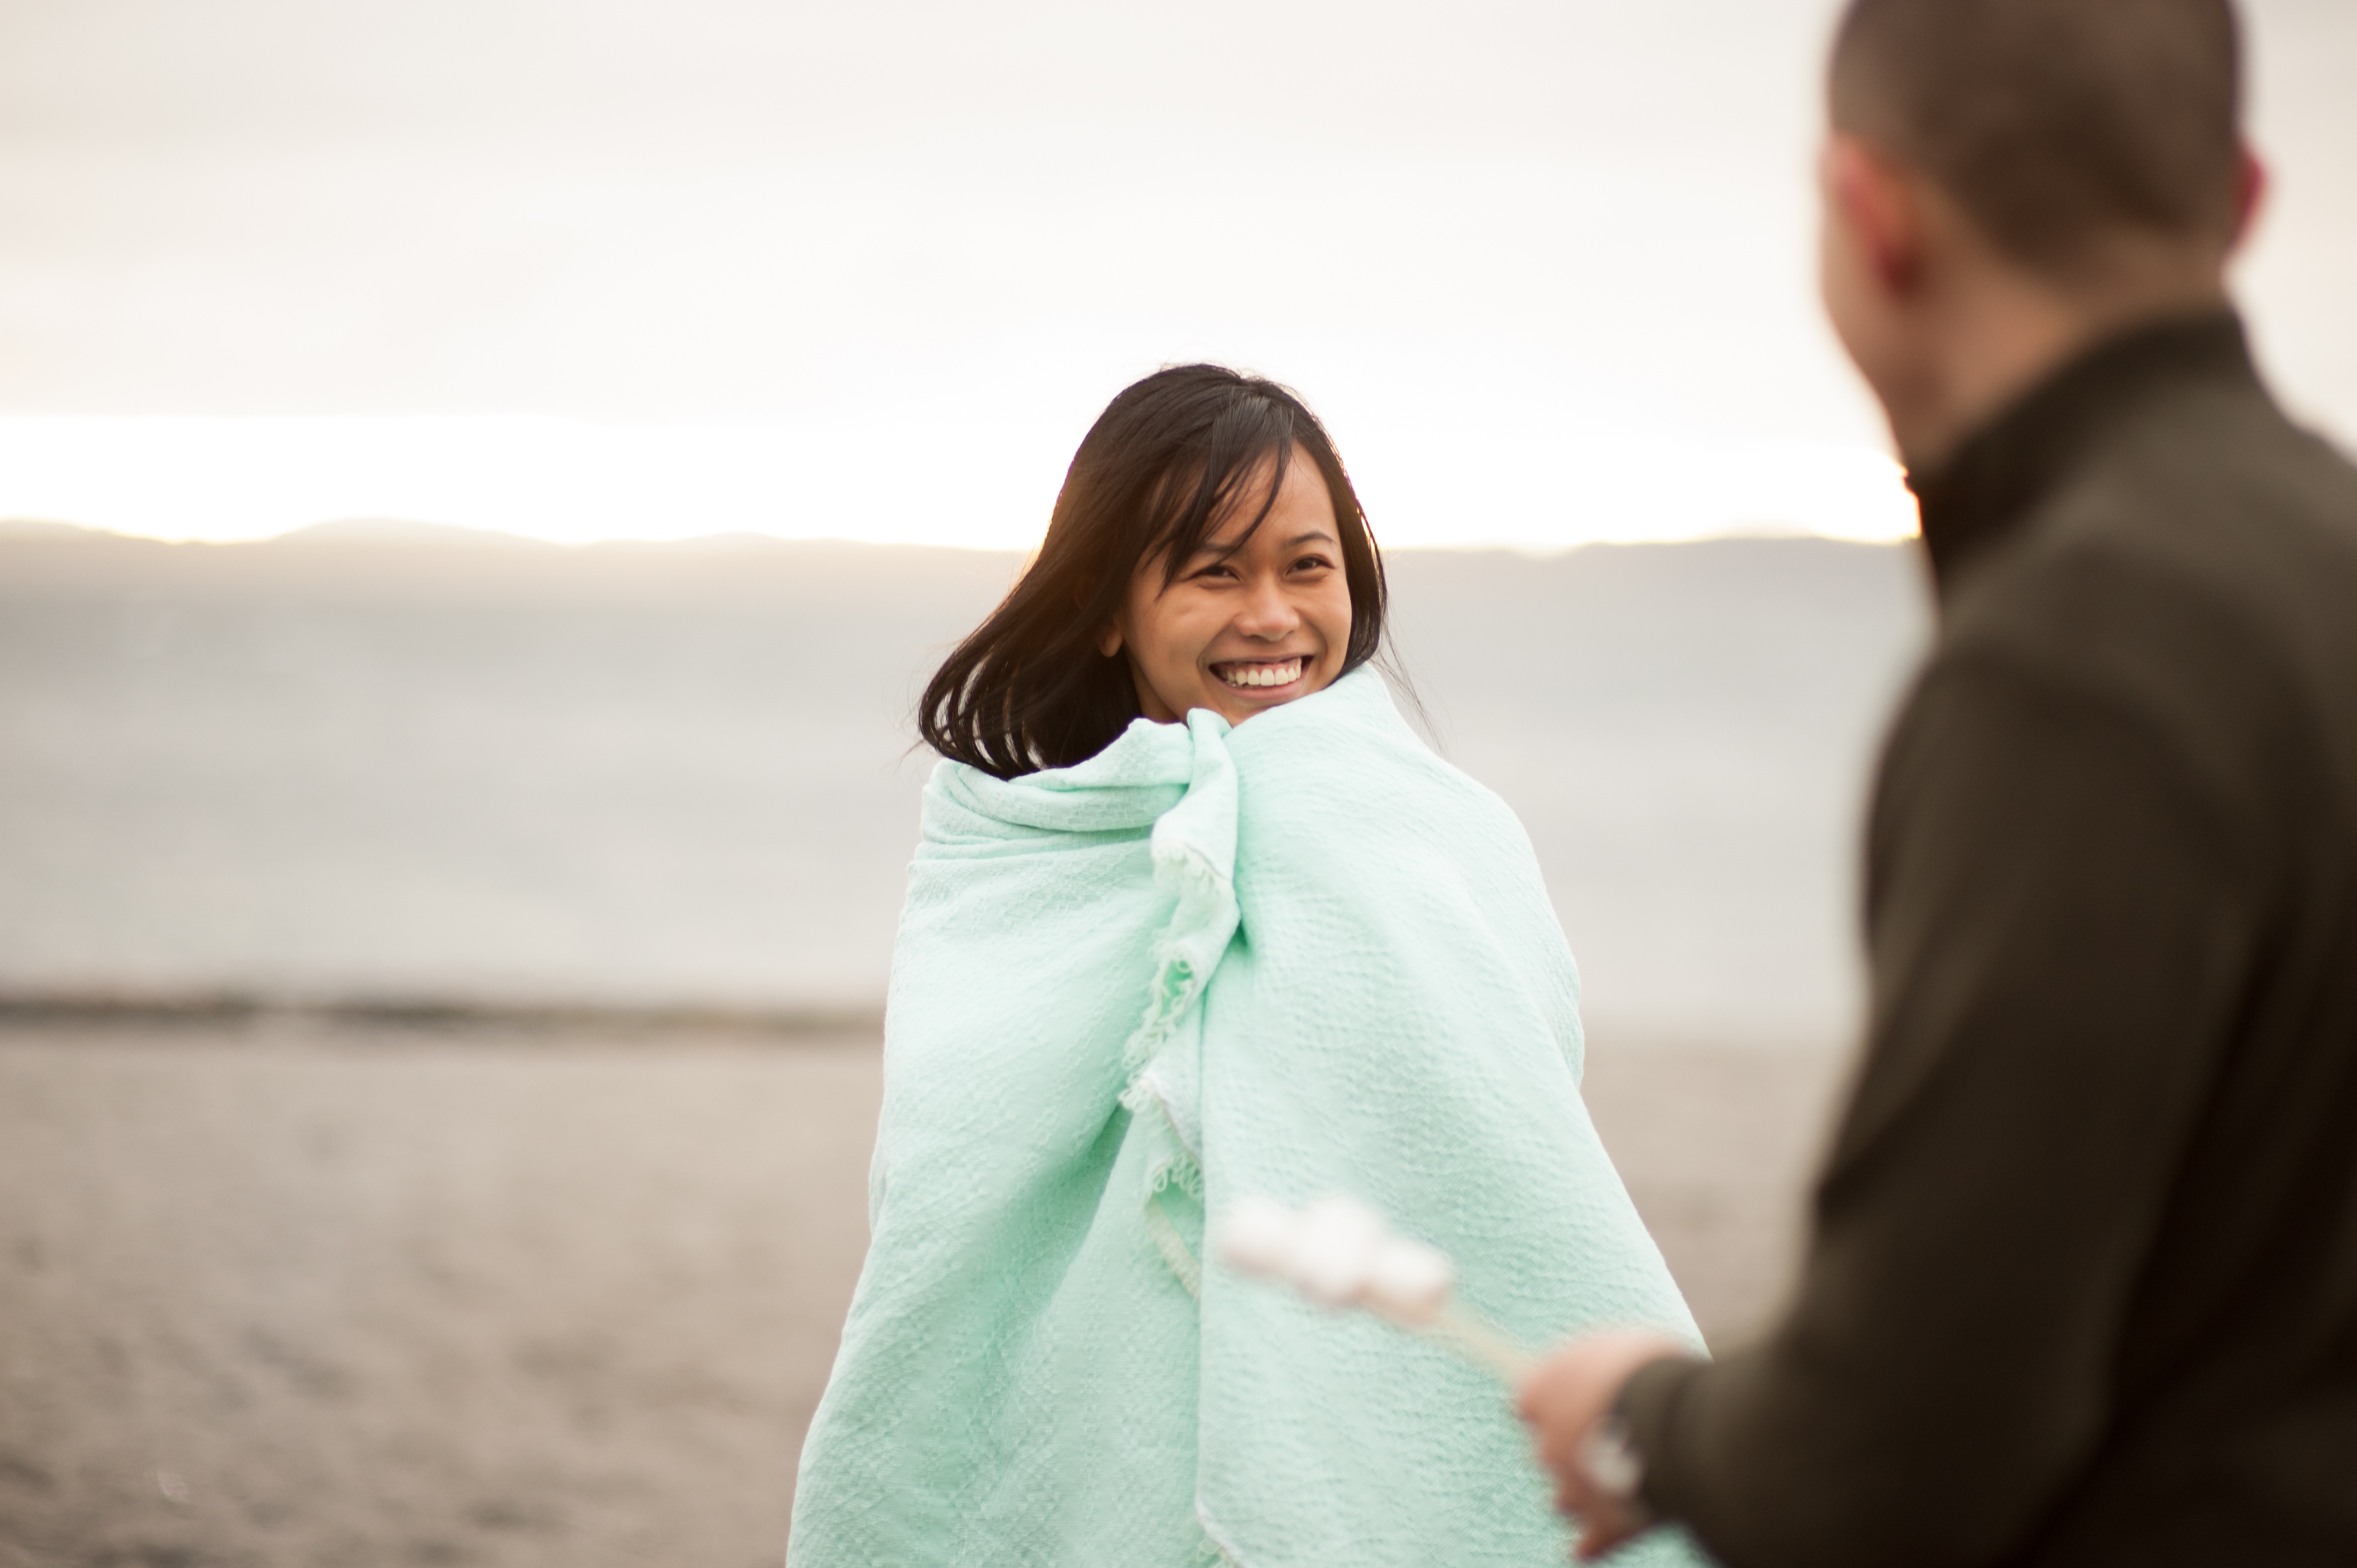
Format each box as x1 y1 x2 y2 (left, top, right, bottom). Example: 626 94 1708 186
0 1019 1843 1567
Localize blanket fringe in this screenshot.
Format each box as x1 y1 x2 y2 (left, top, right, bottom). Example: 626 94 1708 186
1119 840 1232 1081
1118 836 1234 1297
1143 1198 1203 1300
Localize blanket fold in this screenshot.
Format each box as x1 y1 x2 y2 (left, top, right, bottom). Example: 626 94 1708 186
790 669 1708 1568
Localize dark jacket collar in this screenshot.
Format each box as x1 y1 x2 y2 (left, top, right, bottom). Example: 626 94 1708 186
1906 309 2259 594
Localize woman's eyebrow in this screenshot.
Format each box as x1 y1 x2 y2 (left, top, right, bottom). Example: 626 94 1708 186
1185 526 1334 563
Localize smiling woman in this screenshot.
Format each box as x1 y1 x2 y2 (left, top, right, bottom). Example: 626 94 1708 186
790 372 1709 1567
918 365 1388 777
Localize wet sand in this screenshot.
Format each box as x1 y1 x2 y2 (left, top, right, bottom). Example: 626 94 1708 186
0 1022 1845 1567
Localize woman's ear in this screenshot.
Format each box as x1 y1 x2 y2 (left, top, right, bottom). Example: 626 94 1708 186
1098 623 1123 658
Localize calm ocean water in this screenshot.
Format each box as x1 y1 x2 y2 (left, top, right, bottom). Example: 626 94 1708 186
0 527 1927 1046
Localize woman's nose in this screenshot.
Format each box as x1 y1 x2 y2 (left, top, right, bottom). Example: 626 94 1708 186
1234 577 1299 638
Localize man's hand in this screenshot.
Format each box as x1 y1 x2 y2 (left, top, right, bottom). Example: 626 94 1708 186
1517 1331 1691 1560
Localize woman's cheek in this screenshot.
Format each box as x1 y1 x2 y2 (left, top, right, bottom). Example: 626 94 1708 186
1321 590 1354 663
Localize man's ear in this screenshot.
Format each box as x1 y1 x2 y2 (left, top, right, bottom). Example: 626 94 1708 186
1825 135 1922 293
2229 145 2268 255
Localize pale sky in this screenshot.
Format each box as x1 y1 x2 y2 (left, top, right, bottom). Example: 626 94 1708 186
0 0 2348 550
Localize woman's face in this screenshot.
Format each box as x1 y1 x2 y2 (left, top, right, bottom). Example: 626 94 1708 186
1103 445 1354 728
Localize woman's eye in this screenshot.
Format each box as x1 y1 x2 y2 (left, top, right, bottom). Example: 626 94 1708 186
1290 555 1335 574
1193 563 1238 582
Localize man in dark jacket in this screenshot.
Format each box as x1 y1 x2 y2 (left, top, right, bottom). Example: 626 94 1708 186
1519 2 2357 1564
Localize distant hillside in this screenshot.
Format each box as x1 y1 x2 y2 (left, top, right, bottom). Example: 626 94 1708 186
0 526 1927 1045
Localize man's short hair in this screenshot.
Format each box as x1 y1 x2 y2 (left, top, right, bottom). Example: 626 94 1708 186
1830 0 2243 274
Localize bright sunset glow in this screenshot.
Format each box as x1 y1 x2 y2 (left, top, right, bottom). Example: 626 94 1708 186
0 414 1917 551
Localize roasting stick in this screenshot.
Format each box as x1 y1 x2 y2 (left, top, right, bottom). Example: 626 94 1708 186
1214 1194 1539 1384
1219 1195 1652 1526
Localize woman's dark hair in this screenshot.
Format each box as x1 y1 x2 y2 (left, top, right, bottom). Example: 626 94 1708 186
920 365 1391 778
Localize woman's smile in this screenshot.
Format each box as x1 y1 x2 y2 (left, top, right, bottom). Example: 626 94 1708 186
1212 654 1308 692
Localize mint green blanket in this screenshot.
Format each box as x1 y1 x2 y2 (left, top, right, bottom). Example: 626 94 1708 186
789 669 1707 1567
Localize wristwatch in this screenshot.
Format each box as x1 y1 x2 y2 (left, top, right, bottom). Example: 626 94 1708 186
1578 1412 1654 1525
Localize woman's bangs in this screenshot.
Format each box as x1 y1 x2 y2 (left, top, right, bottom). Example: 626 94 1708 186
1148 422 1295 585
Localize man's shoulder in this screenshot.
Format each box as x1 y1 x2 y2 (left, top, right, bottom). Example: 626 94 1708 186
1929 393 2357 827
1941 379 2357 685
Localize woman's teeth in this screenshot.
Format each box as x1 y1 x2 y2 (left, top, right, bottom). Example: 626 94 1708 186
1218 658 1304 690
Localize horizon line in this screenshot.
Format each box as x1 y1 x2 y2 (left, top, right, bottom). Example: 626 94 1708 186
1 514 1921 556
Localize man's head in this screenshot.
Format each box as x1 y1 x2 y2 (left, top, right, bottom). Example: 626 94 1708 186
1819 0 2262 462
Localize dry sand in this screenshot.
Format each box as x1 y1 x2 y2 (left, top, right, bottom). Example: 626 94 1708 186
0 1022 1845 1567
